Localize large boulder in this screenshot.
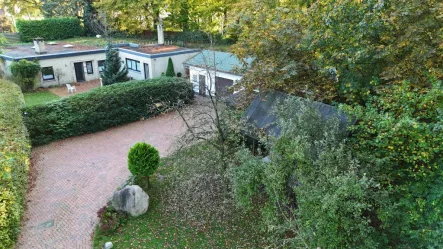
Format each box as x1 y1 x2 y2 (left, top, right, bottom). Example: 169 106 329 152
111 185 149 217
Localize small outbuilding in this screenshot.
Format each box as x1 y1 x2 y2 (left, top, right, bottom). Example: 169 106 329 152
242 91 355 149
183 50 251 96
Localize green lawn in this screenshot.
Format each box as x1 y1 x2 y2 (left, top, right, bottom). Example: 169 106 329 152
93 144 265 249
24 91 60 107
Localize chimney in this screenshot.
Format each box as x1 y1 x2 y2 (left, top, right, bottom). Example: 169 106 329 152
157 19 164 45
33 38 46 54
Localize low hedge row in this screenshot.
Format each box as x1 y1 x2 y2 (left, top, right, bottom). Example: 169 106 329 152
23 77 194 146
17 18 84 42
0 80 30 249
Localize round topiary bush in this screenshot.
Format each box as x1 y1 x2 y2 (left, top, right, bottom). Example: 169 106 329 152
128 142 160 180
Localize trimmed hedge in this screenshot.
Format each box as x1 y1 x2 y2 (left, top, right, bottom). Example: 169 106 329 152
0 80 30 249
16 18 84 42
23 77 194 146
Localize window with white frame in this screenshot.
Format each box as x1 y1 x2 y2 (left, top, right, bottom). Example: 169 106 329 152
126 58 140 72
41 67 55 81
192 74 198 83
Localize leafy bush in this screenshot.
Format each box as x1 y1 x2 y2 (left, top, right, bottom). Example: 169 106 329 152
10 59 41 92
0 80 30 249
128 142 159 184
230 97 390 248
23 77 194 146
165 57 175 77
16 18 84 42
343 78 443 248
97 205 127 235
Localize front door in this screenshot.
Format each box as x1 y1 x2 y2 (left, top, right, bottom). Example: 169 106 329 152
198 75 206 96
74 62 85 82
144 63 149 79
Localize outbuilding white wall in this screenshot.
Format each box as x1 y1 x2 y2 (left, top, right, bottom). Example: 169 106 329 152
188 65 243 94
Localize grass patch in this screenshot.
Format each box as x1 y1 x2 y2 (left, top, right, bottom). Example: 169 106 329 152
24 90 60 107
93 143 266 248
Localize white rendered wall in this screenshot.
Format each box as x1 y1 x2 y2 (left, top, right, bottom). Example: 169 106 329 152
118 49 198 80
118 50 152 80
188 65 243 94
1 53 106 87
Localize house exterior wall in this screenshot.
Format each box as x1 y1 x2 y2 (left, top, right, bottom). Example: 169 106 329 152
188 65 243 94
118 50 152 80
118 48 198 81
0 47 199 88
1 53 106 87
37 53 106 87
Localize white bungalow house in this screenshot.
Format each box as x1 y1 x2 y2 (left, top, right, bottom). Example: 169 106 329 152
0 39 199 87
183 50 252 96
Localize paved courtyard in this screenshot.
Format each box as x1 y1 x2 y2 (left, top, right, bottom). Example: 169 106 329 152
17 110 188 249
48 79 101 97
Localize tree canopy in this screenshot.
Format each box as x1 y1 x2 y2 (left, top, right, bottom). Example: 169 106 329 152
232 0 443 103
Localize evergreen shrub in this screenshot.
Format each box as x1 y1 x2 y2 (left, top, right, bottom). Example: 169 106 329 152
128 142 160 177
165 58 175 77
101 44 128 86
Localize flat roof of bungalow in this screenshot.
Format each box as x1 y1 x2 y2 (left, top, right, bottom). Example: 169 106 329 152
2 42 101 58
117 44 198 59
0 42 198 61
184 50 252 75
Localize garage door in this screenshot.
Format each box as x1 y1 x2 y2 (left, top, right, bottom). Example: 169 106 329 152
215 77 234 96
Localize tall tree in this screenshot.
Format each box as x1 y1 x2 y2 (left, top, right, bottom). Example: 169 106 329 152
41 0 84 17
380 0 443 87
232 0 443 103
94 0 163 34
231 0 335 101
1 0 41 18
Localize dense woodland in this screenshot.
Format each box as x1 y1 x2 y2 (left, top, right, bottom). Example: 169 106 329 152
1 0 442 248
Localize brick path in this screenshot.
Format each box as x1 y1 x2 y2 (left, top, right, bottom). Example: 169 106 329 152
17 111 188 249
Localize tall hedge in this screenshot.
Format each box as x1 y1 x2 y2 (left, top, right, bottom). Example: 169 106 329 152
23 77 194 146
0 80 30 249
16 18 84 42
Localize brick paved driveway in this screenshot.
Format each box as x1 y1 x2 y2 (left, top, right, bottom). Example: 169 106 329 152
17 111 188 249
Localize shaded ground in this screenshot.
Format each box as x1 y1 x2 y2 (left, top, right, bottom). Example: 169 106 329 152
17 110 189 249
